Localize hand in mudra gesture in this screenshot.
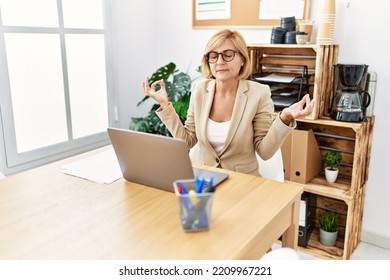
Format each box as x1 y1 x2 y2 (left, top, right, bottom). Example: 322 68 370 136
141 76 169 109
280 94 315 125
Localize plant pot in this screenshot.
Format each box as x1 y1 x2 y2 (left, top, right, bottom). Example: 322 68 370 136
325 167 339 183
296 34 308 44
319 228 338 246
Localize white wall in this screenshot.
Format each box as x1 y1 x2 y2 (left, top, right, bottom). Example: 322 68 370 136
107 0 158 128
109 0 390 248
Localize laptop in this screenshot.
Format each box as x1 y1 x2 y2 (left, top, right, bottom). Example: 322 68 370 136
107 127 229 192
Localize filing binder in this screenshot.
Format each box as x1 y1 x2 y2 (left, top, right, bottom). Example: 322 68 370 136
298 224 311 247
299 196 309 227
298 193 310 247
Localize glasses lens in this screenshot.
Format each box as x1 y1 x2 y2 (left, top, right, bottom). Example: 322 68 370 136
206 50 237 63
207 52 218 63
222 50 236 62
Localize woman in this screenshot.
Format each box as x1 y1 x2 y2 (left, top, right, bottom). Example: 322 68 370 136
141 29 314 176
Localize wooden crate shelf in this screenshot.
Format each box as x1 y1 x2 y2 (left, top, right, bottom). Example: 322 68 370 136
248 44 339 119
284 117 374 260
298 185 367 260
296 117 374 196
257 44 375 260
298 227 345 259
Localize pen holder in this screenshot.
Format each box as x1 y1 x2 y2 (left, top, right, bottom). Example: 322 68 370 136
173 179 215 232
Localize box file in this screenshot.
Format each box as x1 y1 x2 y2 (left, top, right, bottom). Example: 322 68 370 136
281 129 322 184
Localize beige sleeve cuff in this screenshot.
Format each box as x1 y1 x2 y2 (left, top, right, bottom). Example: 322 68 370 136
276 112 297 129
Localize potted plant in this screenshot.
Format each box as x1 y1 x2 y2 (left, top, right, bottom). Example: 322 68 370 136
323 150 342 183
296 31 309 45
317 211 339 246
129 62 200 136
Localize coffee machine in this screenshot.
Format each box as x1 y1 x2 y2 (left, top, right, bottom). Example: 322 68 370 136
331 64 371 122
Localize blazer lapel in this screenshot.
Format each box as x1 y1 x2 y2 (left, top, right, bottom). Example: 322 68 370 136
200 80 219 156
220 80 248 154
200 80 215 135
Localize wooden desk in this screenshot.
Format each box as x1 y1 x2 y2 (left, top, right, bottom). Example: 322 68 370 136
0 147 303 259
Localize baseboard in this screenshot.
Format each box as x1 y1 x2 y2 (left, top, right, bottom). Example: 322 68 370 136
361 230 390 250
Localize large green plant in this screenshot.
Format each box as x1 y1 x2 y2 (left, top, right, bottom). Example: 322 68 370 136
130 62 199 136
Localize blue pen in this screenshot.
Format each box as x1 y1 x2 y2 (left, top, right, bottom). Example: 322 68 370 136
196 177 204 194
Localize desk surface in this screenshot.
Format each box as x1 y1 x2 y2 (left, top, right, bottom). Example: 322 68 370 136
0 146 303 260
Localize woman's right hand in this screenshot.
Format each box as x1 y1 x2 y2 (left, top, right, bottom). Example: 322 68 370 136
141 76 169 109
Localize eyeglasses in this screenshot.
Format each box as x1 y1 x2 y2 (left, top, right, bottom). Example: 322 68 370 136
205 49 240 64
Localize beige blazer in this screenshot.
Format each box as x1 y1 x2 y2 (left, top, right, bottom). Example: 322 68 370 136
157 79 295 176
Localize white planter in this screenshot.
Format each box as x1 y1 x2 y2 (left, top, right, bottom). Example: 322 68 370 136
296 34 308 44
319 228 338 246
325 167 339 183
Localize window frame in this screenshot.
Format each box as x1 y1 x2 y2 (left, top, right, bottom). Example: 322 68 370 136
0 0 114 175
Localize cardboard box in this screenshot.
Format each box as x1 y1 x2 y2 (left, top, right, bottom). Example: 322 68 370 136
281 129 322 184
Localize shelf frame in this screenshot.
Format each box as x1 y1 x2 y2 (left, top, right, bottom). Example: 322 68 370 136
248 44 339 119
284 117 375 260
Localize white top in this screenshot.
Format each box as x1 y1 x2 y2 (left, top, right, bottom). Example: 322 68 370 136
206 118 231 155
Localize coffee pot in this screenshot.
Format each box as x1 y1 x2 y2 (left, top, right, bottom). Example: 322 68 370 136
331 64 371 122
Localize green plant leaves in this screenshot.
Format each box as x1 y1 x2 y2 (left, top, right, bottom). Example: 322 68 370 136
323 150 342 170
149 62 177 83
130 62 193 136
317 211 339 232
172 94 190 123
168 72 191 102
129 117 150 133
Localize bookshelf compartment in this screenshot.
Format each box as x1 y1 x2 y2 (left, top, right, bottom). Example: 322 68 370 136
248 44 339 119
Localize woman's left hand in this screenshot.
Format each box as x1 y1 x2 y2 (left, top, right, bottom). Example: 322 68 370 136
280 94 315 125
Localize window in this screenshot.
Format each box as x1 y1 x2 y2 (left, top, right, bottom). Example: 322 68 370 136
0 0 113 174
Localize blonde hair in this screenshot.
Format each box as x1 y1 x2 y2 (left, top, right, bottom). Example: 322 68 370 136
201 29 252 80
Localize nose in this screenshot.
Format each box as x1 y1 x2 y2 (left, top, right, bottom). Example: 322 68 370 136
215 53 225 64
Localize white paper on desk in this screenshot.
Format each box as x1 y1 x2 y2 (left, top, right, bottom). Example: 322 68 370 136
254 74 295 83
61 148 122 184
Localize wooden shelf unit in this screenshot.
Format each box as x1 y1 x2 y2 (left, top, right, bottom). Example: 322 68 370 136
248 44 339 120
291 117 374 260
248 44 374 260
